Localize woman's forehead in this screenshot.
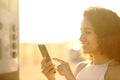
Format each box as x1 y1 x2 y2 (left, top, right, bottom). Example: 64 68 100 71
80 17 93 30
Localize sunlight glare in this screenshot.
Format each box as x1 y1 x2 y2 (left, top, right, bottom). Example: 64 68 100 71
19 0 120 43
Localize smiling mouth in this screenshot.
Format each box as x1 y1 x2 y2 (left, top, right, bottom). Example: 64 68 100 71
81 43 88 48
81 43 88 46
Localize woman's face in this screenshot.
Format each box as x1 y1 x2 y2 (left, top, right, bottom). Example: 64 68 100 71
80 17 99 54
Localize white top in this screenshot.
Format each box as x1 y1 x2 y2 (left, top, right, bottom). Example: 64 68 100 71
76 60 112 80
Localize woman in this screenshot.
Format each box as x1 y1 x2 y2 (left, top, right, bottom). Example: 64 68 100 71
41 6 120 80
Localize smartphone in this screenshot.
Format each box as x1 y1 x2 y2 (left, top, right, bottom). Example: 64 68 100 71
38 44 51 62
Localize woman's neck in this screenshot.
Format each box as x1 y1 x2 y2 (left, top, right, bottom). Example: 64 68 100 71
91 52 110 65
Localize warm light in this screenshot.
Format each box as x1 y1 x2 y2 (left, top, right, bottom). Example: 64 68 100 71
19 0 120 43
72 43 80 51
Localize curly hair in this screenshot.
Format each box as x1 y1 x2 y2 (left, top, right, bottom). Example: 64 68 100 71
83 6 120 62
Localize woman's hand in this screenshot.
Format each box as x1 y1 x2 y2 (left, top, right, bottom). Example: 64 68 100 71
53 58 76 80
41 57 56 80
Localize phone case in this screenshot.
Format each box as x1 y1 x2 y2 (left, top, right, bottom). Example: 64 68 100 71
38 44 51 62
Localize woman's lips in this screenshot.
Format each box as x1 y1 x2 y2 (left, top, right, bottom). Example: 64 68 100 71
81 43 88 49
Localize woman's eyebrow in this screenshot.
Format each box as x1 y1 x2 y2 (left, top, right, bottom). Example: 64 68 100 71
80 27 92 30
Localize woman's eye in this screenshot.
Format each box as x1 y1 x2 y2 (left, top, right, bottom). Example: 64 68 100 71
85 32 91 34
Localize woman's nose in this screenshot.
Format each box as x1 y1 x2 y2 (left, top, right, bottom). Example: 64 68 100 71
79 33 85 42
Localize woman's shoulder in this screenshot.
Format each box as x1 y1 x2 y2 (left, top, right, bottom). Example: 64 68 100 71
74 60 90 77
105 60 120 80
109 60 120 69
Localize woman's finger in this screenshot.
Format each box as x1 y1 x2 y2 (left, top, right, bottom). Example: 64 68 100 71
41 57 46 69
42 64 55 74
52 58 65 63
